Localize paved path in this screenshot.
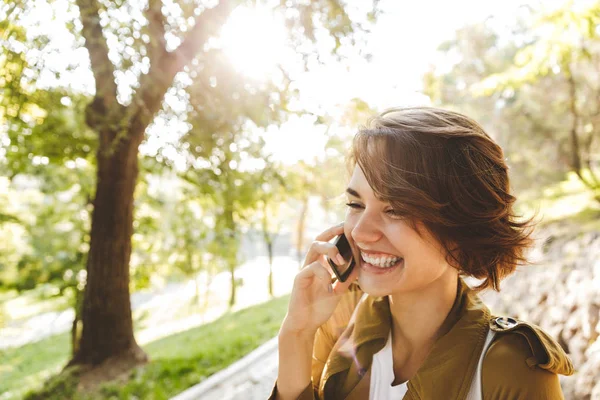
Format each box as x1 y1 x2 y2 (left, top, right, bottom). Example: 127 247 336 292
0 255 299 350
171 337 279 400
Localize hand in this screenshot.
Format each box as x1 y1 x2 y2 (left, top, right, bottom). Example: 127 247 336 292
282 223 359 335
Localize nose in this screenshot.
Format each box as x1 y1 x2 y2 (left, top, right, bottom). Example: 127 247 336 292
350 210 382 245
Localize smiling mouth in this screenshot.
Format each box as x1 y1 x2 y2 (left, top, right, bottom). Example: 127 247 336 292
360 258 404 275
360 251 402 266
360 258 404 274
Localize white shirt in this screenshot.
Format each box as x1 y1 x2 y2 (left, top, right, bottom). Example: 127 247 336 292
369 328 497 400
369 330 408 399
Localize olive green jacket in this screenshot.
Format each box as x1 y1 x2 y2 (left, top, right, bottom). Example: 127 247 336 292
270 278 574 399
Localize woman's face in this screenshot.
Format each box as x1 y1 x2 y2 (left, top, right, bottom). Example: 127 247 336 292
344 165 454 297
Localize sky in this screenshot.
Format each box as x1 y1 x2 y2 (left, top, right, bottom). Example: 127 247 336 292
14 0 561 166
252 0 546 165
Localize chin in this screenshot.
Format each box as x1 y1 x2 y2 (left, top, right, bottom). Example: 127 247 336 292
356 277 393 298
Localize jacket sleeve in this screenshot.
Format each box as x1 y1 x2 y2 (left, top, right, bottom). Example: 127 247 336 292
266 323 337 400
481 333 565 399
268 284 364 400
267 381 315 400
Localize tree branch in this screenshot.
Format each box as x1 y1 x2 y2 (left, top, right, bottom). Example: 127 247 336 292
75 0 117 107
125 0 233 143
145 0 167 67
565 64 596 189
171 1 233 73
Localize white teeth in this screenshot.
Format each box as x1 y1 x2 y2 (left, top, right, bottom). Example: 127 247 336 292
360 252 403 268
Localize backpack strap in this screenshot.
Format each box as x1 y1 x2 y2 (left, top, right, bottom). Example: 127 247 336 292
465 325 497 400
487 316 574 375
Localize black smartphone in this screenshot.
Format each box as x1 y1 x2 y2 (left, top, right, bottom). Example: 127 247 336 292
327 233 356 283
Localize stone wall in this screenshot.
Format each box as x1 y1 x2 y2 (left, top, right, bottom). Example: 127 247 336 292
480 221 600 399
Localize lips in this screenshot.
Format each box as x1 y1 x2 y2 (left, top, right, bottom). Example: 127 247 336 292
360 252 402 267
359 249 401 258
360 257 404 275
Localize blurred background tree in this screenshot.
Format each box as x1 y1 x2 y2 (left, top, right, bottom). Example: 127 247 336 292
424 2 600 200
1 0 378 385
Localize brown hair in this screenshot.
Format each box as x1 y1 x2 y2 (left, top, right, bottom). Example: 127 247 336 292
349 106 535 292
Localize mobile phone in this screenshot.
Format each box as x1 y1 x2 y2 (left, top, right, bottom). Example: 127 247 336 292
327 233 356 283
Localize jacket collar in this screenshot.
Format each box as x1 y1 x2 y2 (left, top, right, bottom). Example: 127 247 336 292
319 277 491 400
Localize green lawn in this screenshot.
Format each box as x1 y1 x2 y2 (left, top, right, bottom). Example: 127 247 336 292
0 333 70 399
1 293 289 400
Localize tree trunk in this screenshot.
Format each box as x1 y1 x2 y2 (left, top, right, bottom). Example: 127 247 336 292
296 196 309 269
67 0 233 379
260 204 275 297
565 71 600 203
567 72 583 175
267 240 274 297
186 247 200 305
70 288 84 357
583 131 600 187
68 131 146 367
229 261 236 307
223 206 238 308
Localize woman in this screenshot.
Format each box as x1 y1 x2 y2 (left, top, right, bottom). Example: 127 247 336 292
269 107 573 400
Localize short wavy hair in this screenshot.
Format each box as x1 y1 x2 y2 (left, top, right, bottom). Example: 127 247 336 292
349 106 535 292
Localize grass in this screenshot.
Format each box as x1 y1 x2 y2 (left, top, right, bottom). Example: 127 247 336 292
1 293 289 400
0 333 70 399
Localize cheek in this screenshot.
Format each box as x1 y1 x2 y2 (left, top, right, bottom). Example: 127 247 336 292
343 213 358 233
344 208 355 223
343 222 355 243
389 227 435 260
403 235 447 269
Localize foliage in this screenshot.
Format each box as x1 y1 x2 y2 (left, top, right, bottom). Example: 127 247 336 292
14 294 289 400
23 367 81 400
424 1 600 200
1 0 376 378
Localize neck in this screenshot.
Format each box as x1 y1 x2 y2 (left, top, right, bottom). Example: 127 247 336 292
388 268 459 351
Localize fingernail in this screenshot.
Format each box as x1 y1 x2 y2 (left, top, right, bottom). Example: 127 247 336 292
328 284 333 293
336 254 345 265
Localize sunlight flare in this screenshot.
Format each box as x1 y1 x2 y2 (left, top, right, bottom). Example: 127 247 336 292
220 6 288 80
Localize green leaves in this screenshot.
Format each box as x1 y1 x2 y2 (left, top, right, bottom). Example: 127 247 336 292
0 0 374 308
425 0 600 198
474 2 600 95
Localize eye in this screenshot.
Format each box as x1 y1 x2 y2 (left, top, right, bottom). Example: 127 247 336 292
345 202 363 210
385 208 404 219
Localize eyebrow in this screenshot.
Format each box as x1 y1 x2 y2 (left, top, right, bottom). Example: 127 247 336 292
346 187 361 198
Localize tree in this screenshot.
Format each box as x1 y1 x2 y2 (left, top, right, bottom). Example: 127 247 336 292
252 158 288 297
169 186 212 305
182 130 268 307
286 99 375 268
1 11 99 355
474 1 600 200
4 0 377 384
425 2 600 200
67 0 234 370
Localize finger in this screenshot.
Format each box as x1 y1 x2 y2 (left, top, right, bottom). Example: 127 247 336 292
314 222 345 242
317 254 336 277
311 240 347 263
303 240 343 270
298 261 334 287
301 223 345 269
